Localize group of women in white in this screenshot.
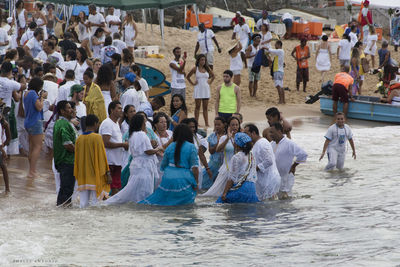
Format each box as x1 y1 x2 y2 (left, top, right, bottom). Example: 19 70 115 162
103 112 294 206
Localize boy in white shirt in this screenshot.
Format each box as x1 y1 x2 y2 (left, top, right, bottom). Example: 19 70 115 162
320 112 356 171
267 40 285 104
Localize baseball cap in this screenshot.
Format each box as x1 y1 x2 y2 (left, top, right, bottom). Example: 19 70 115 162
124 72 136 83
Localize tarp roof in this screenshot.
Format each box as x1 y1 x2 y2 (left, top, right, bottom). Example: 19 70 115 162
350 0 400 9
48 0 194 10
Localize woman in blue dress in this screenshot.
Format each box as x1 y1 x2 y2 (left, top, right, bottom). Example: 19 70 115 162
140 124 199 206
201 116 226 189
217 132 259 204
169 94 187 131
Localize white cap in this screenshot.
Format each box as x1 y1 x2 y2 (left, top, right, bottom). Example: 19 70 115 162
7 17 12 24
236 11 242 16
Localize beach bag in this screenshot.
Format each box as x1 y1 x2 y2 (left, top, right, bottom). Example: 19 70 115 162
361 57 370 73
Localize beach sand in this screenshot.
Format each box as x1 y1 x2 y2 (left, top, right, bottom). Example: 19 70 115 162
133 23 400 125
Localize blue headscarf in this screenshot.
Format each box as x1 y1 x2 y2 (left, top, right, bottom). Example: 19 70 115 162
234 132 251 148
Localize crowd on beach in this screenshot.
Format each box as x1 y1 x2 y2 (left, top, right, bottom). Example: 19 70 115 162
10 0 400 207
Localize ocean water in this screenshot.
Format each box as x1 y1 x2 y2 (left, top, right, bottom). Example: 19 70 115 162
0 117 399 266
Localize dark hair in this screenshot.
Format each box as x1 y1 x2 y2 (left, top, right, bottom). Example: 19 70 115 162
5 49 18 61
95 65 113 86
131 64 142 77
123 104 135 123
195 54 212 73
88 4 96 10
276 40 283 47
111 53 121 64
350 25 356 31
28 77 44 92
77 47 88 63
241 141 253 155
28 21 37 30
233 112 243 123
113 32 121 39
94 27 104 37
227 116 241 132
122 48 134 64
83 70 94 79
152 112 170 130
16 0 24 9
1 62 12 74
66 49 77 60
214 116 226 124
136 111 147 119
354 41 363 48
342 33 351 42
261 23 269 32
172 47 181 54
56 100 70 114
245 123 259 135
65 69 75 79
35 2 44 10
129 113 145 136
181 117 198 133
104 36 112 46
34 28 43 37
170 94 187 116
86 114 99 127
108 100 121 115
133 80 141 90
43 63 56 74
271 122 283 132
45 40 55 51
48 34 58 45
223 69 233 78
321 35 328 41
68 101 76 110
172 124 194 166
153 96 166 107
382 41 389 48
33 66 43 76
265 107 280 120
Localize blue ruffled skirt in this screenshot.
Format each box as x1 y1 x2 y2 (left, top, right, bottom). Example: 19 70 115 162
201 158 221 189
120 156 132 189
139 166 197 206
216 181 260 204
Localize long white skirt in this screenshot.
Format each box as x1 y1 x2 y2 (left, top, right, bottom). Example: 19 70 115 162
104 156 157 204
200 164 229 197
316 49 331 72
256 166 281 201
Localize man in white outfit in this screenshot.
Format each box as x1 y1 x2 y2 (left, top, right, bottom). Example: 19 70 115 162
320 112 356 171
232 17 251 52
268 122 307 199
244 124 281 201
194 23 222 69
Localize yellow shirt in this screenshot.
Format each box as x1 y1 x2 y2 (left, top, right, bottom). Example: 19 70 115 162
83 82 107 123
74 132 110 199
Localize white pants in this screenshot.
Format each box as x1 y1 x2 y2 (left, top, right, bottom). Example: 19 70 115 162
325 148 346 171
280 173 295 193
79 190 98 208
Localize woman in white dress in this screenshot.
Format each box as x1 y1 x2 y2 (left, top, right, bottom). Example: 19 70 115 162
259 24 272 50
186 54 215 128
104 114 162 204
91 28 105 59
316 34 332 84
120 104 136 168
33 2 47 40
364 25 378 69
153 113 173 188
201 116 240 197
74 11 91 58
75 47 92 84
95 64 116 115
15 0 28 45
123 13 138 54
229 42 245 86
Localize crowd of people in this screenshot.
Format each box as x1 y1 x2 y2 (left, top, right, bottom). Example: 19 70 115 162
0 1 368 206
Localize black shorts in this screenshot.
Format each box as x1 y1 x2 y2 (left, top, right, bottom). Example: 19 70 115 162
332 83 349 103
296 67 309 83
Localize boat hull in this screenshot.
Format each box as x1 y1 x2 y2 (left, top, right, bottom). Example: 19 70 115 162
320 95 400 123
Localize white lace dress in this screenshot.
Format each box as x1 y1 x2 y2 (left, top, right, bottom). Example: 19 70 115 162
316 47 331 71
104 131 158 204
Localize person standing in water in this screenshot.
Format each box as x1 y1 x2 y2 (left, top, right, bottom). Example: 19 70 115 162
320 112 356 171
268 123 307 200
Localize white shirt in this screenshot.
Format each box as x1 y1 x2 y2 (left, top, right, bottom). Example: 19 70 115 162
100 45 118 64
88 12 105 36
112 39 127 53
170 60 186 89
75 61 89 83
365 34 378 53
271 137 308 178
338 39 352 60
105 15 121 34
229 151 257 184
75 102 87 118
42 80 59 122
325 124 353 153
269 48 285 73
120 87 140 110
25 37 43 58
0 77 21 107
260 31 273 49
282 13 293 21
256 18 270 30
349 31 358 47
138 78 149 93
197 29 215 53
233 24 251 43
56 80 75 103
20 29 33 46
99 117 124 165
0 28 8 55
36 51 65 68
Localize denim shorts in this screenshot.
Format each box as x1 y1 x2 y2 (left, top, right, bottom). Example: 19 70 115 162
26 120 43 135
